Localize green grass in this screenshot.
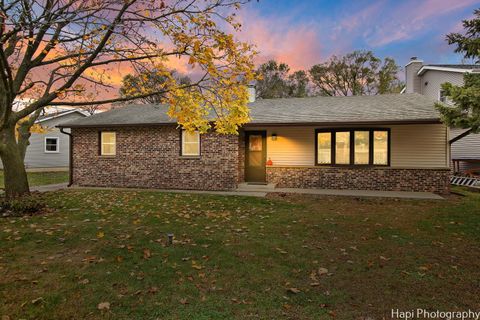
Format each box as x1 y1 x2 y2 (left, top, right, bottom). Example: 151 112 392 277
1 189 480 319
0 170 69 188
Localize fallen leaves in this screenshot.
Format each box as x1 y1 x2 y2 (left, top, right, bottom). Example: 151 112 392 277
143 248 151 259
97 302 110 310
287 287 301 294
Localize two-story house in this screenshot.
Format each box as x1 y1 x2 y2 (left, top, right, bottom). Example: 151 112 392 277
404 57 480 174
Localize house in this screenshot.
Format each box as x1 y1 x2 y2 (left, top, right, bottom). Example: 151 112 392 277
58 92 451 194
13 109 88 170
404 57 480 174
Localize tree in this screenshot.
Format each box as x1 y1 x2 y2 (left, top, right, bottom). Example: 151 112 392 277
0 0 256 198
309 50 403 96
255 60 310 99
120 69 191 104
287 70 309 98
446 8 480 63
255 60 291 99
436 74 480 131
436 8 480 132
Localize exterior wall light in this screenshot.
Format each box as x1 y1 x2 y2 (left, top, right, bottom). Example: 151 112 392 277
271 133 277 141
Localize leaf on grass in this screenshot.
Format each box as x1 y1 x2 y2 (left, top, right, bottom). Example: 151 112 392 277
31 297 43 305
97 231 104 239
143 249 151 259
287 287 301 294
97 302 110 310
179 298 189 305
318 267 329 276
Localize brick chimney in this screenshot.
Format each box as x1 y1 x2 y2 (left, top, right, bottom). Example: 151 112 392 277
405 57 423 93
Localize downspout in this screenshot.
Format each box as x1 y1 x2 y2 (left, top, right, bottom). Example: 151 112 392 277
59 128 73 187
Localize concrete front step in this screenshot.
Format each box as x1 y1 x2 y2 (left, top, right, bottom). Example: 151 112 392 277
236 183 276 191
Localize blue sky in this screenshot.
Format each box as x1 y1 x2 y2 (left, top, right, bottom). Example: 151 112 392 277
235 0 479 75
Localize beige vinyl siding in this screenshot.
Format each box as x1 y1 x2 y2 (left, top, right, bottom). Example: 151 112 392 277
246 124 448 168
390 124 447 167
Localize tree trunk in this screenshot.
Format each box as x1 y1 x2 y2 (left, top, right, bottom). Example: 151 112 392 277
0 125 30 198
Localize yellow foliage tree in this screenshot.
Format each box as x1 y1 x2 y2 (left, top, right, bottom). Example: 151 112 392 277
0 0 257 197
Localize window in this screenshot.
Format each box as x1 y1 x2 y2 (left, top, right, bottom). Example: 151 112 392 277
45 137 59 153
354 131 369 164
316 129 389 166
373 131 388 165
181 130 200 156
335 131 350 164
317 132 331 164
100 132 116 156
439 90 447 103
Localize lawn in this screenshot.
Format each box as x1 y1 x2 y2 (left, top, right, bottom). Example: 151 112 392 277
0 170 69 188
1 189 480 319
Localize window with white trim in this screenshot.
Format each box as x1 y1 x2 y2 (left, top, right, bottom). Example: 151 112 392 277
100 132 116 156
45 137 59 153
181 130 200 156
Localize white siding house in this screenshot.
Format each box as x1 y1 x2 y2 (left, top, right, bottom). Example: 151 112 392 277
404 58 480 174
1 110 88 170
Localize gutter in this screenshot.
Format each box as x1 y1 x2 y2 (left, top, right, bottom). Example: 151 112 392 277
59 128 73 187
56 119 442 129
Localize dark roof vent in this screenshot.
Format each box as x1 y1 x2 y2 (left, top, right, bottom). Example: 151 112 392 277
410 56 418 61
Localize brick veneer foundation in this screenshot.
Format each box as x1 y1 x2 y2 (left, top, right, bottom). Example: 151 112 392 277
266 166 450 194
72 126 239 190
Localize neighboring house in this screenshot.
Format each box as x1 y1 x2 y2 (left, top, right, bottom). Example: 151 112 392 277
404 57 480 174
58 93 451 194
18 109 88 169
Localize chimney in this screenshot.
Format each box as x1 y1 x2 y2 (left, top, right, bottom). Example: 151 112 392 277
405 57 423 93
247 83 256 103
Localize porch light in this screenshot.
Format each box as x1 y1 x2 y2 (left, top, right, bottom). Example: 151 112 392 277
271 133 277 141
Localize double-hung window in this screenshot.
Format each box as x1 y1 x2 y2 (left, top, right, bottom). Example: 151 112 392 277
181 130 200 156
45 137 59 153
100 132 116 156
316 128 389 166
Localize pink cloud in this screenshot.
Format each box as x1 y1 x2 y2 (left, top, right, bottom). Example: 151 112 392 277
234 9 323 71
365 0 479 46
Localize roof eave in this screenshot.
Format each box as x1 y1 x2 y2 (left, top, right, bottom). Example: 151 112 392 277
417 66 474 76
58 118 442 129
245 119 442 126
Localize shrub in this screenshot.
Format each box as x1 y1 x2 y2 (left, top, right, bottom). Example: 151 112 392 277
0 195 45 217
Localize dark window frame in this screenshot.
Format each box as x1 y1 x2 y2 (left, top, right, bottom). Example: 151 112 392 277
314 128 391 167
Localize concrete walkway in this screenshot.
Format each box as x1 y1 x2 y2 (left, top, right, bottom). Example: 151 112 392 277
267 187 444 200
71 186 268 197
31 183 69 192
66 185 443 200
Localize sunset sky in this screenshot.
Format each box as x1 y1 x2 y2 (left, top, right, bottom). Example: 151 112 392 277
43 0 479 103
235 0 479 73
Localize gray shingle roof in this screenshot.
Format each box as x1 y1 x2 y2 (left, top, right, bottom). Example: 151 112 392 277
58 93 441 128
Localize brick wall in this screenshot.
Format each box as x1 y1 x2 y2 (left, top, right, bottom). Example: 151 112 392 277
238 130 245 184
266 166 450 194
72 126 239 190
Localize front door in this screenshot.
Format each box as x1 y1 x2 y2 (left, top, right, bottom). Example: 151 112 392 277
245 131 267 183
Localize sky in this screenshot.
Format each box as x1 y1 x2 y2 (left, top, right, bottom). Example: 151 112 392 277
234 0 479 76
